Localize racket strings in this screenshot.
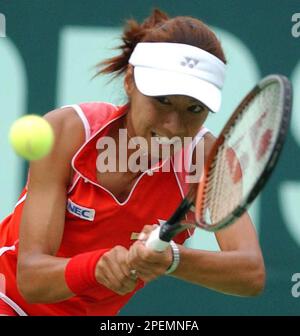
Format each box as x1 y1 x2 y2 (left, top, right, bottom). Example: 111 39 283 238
199 82 282 226
208 143 238 222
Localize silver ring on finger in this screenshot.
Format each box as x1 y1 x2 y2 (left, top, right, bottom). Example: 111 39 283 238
130 269 137 279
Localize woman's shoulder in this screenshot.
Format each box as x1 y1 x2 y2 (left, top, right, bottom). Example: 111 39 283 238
44 101 118 135
43 106 86 159
60 102 124 138
41 101 124 166
44 105 84 136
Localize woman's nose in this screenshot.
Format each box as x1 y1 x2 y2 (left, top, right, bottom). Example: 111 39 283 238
161 110 185 137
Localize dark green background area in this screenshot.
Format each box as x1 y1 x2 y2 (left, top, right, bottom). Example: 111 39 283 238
1 0 300 315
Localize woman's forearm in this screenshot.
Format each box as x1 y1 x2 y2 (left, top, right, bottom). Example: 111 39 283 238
171 246 265 297
17 254 72 303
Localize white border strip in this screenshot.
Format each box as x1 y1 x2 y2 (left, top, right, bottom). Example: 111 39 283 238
61 104 91 141
61 104 91 194
0 292 27 316
68 174 81 194
14 194 27 208
0 245 15 257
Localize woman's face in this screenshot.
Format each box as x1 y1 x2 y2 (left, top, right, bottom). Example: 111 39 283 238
124 68 210 159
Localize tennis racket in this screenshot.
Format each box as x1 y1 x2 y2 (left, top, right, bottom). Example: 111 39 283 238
146 74 292 251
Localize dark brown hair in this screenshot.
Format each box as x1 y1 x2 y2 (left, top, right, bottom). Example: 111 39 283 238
97 8 226 78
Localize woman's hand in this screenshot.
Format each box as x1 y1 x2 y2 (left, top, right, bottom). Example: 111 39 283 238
95 246 138 296
127 225 173 283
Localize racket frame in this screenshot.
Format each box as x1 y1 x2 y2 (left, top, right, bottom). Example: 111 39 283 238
195 74 292 231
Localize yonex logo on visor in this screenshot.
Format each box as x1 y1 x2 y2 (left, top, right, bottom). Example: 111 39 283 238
181 57 200 69
129 42 226 112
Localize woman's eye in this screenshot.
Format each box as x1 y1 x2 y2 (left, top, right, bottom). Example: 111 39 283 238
188 105 204 113
155 96 171 105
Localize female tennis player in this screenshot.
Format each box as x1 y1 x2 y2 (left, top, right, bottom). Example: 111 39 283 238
0 9 265 316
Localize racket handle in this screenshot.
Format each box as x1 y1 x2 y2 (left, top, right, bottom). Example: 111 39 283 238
145 226 170 251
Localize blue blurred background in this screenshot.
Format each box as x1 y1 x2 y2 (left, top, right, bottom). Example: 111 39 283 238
0 0 300 315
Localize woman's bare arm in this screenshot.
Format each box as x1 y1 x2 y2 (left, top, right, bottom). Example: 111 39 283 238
17 107 85 303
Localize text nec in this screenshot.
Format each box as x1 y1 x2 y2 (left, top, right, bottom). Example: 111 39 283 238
67 201 95 221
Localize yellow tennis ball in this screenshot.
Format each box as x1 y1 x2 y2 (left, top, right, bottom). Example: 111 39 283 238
9 115 54 161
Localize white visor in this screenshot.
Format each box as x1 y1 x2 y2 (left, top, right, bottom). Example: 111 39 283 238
129 42 226 112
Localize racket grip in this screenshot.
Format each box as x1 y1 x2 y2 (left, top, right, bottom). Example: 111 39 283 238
145 226 170 251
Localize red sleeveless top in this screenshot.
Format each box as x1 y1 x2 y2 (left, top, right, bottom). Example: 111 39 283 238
0 102 208 315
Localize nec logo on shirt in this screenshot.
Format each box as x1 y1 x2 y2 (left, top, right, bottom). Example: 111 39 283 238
67 199 95 221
